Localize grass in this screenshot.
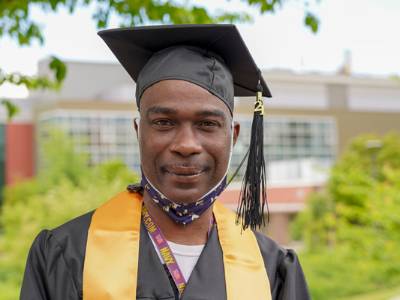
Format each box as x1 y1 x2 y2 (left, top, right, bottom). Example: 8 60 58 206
341 286 400 300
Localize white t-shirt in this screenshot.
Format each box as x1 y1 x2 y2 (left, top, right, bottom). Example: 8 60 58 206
150 236 205 282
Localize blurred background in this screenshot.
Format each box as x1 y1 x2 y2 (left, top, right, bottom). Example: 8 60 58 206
1 0 400 299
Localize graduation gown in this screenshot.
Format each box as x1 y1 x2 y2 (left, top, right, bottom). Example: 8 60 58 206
20 210 310 300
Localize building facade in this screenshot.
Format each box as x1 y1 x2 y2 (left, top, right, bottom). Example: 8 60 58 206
0 99 34 203
2 58 400 244
0 124 5 199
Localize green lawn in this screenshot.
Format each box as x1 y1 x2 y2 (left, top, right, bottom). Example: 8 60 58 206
341 286 400 300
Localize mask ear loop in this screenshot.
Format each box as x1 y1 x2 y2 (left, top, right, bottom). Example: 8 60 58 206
127 116 144 194
135 116 142 149
227 120 249 186
224 120 235 178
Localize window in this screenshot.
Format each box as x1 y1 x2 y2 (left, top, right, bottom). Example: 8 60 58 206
230 115 337 180
38 111 140 170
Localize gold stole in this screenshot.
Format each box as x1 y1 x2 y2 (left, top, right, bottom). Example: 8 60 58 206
83 191 271 300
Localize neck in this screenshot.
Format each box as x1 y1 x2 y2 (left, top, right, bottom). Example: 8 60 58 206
143 192 213 245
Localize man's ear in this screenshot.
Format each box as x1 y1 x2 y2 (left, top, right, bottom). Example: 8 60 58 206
133 117 139 139
233 121 240 146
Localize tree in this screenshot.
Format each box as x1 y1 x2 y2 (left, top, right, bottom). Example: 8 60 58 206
292 133 400 299
0 0 320 119
0 129 139 299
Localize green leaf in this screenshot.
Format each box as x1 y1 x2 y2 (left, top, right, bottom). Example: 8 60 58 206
305 12 319 33
49 56 67 83
1 99 20 120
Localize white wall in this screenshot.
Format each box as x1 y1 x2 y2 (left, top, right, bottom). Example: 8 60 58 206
349 86 400 112
264 81 328 110
30 59 134 102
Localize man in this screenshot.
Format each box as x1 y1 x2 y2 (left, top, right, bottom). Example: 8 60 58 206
21 25 310 300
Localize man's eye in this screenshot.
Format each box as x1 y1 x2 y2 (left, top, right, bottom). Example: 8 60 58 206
198 120 219 128
152 119 174 127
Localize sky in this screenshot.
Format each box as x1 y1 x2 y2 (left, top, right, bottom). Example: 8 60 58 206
1 0 400 98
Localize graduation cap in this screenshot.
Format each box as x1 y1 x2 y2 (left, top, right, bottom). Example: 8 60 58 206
98 24 270 230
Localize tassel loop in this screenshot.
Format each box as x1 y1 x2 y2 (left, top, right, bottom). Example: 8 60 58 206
254 81 264 116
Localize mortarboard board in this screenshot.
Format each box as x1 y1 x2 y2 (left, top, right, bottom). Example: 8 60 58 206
98 24 270 230
98 24 271 100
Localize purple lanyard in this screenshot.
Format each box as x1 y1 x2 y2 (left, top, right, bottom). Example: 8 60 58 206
142 205 214 297
142 205 187 296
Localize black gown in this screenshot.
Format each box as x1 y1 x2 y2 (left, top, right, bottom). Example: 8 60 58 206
20 211 311 300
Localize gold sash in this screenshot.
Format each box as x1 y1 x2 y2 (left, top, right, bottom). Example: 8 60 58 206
83 191 271 300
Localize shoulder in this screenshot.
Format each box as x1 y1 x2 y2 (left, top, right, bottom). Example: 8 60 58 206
23 212 94 299
31 211 94 254
253 231 288 279
253 231 285 258
51 211 94 249
253 231 298 269
253 231 311 299
30 211 94 267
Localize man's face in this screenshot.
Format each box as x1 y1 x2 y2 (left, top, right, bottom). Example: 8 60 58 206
136 80 240 204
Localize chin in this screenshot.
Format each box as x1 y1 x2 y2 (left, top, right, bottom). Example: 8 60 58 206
162 186 206 204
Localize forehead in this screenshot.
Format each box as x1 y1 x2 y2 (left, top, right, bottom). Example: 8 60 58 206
139 80 232 117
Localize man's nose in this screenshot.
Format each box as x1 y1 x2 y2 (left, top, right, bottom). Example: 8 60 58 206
169 125 202 157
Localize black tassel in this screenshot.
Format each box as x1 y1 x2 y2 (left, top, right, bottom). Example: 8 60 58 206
236 73 268 231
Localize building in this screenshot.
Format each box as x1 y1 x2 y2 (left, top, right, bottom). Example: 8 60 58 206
2 58 400 244
0 99 34 203
0 124 4 194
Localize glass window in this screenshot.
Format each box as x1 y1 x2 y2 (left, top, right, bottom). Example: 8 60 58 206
38 111 139 172
230 115 337 179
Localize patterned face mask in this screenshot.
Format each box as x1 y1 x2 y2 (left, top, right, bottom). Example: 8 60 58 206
140 174 227 225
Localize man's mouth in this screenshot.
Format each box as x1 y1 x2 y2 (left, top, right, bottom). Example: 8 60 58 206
162 165 207 179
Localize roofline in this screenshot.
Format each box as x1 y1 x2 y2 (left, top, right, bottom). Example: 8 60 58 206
263 69 400 89
38 58 400 89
